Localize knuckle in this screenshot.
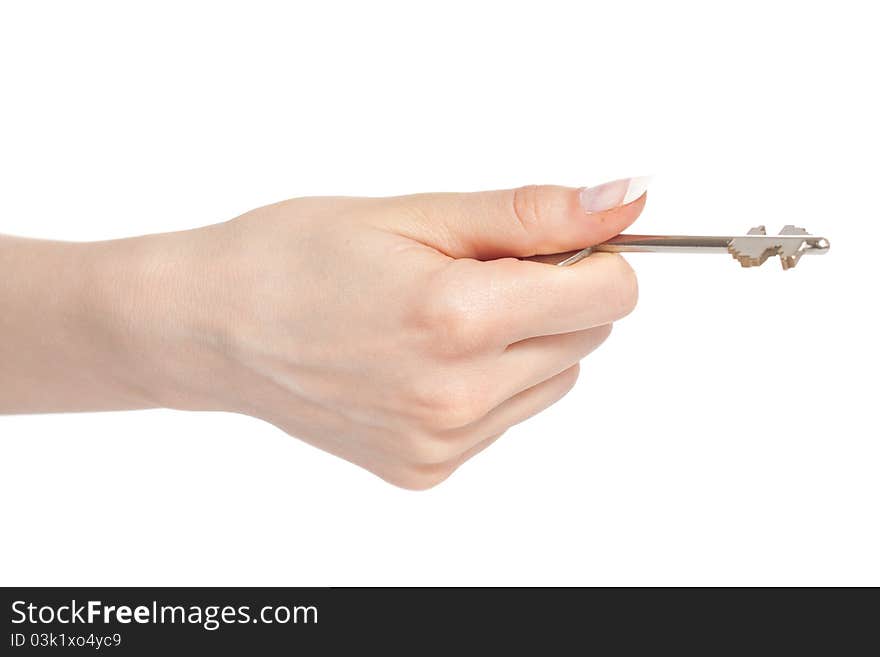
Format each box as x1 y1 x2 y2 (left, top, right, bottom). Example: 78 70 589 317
438 387 490 430
409 377 490 431
560 362 581 390
595 322 613 341
414 268 494 356
510 185 565 254
384 462 457 491
434 305 486 355
402 433 462 465
511 185 544 234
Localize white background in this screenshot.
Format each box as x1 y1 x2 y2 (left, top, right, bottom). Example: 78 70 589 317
1 1 877 586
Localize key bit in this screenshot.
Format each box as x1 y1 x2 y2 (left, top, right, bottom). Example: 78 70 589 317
557 226 830 270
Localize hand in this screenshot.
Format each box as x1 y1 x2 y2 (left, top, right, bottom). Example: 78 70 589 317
0 178 647 488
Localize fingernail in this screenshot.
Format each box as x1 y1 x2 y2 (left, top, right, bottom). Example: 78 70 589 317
579 176 651 213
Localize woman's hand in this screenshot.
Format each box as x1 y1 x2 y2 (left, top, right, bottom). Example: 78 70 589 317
0 178 647 488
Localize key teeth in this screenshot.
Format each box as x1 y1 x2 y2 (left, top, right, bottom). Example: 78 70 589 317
731 227 820 269
727 243 781 268
780 253 804 270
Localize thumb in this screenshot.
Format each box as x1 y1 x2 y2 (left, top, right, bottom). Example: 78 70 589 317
395 177 650 259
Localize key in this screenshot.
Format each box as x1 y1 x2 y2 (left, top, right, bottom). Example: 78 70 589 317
556 225 830 270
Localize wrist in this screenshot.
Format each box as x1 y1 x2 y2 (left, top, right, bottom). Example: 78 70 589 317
83 228 242 413
74 237 165 410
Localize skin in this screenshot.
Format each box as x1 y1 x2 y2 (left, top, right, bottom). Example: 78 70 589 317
0 185 645 489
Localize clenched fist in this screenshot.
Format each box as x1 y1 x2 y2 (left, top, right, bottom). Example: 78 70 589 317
0 177 648 488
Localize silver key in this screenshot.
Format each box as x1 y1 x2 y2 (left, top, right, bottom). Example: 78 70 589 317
556 225 830 270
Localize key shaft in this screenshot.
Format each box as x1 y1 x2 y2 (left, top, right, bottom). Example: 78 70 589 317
557 229 830 268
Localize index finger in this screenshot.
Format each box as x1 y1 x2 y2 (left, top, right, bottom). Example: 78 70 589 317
452 253 639 344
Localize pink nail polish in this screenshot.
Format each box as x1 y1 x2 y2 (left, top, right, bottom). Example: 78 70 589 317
579 176 651 213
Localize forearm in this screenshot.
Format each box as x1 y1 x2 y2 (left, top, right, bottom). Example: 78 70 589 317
0 234 162 414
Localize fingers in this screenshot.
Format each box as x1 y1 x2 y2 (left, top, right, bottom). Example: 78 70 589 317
307 363 583 491
386 178 649 259
494 255 638 341
493 324 612 403
397 433 506 491
438 364 580 460
421 252 637 346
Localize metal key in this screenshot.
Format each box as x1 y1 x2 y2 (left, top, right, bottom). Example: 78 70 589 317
556 225 830 270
